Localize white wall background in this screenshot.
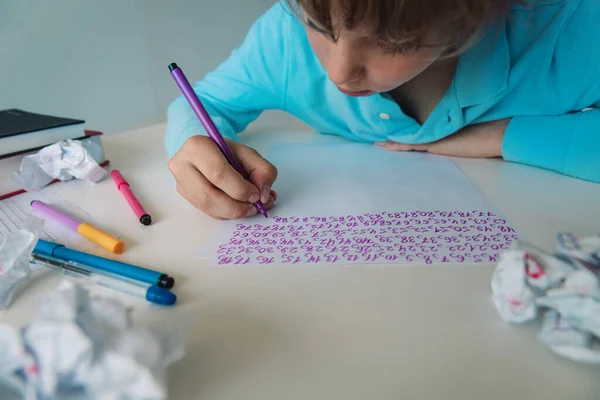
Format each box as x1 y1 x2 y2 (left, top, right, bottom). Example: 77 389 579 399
0 0 307 135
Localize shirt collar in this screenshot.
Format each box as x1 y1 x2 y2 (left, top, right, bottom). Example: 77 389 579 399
454 20 511 108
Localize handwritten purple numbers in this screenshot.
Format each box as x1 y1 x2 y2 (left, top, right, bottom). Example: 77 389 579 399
216 210 517 265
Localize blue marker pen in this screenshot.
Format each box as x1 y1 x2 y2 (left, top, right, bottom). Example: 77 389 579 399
30 253 176 306
34 239 174 289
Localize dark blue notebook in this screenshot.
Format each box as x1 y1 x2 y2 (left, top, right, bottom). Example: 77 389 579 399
0 109 85 157
0 109 84 138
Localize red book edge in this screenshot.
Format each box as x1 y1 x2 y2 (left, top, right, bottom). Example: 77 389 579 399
0 130 109 201
84 130 103 137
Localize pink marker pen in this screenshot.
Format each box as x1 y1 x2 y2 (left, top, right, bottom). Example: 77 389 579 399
111 170 152 226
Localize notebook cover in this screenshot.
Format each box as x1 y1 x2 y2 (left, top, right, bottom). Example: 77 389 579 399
0 109 85 138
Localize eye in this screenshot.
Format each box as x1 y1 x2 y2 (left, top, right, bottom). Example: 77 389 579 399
305 18 337 41
305 19 327 35
374 40 419 56
376 43 405 56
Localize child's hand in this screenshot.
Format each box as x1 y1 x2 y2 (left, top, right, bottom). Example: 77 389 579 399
375 118 511 158
168 136 277 220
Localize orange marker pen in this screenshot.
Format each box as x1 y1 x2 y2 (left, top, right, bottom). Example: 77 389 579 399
31 200 124 254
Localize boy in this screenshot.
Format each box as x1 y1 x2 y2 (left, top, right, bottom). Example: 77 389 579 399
166 0 600 220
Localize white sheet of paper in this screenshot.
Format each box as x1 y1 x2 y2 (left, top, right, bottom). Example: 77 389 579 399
201 141 518 265
0 190 95 251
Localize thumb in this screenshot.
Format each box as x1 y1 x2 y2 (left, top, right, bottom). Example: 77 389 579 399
231 142 278 204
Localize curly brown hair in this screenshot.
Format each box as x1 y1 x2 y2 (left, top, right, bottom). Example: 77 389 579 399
285 0 519 55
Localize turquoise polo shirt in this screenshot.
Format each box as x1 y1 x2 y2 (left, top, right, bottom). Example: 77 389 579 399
165 0 600 183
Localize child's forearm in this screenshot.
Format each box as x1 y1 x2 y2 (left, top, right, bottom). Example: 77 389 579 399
502 109 600 183
164 4 289 159
165 94 238 158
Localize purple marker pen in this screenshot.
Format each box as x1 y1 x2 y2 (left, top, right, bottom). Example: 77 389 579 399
168 62 268 218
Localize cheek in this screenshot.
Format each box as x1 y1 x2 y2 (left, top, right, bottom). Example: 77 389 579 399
366 49 442 88
368 57 434 86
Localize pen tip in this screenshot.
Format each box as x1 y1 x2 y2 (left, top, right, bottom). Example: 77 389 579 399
168 63 178 72
158 274 175 289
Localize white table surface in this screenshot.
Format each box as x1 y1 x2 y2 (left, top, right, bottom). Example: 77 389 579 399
1 123 600 400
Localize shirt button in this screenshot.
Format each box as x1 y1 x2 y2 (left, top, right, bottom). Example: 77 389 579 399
379 113 390 120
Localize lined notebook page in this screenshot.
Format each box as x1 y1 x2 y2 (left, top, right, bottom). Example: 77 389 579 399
0 193 57 241
0 191 95 251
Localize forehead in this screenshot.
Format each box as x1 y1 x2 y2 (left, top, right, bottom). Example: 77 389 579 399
292 0 507 53
300 0 380 36
298 0 367 24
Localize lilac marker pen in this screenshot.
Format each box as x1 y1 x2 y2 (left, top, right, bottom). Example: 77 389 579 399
168 62 268 218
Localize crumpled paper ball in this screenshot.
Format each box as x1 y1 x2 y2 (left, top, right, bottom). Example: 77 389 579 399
491 233 600 364
13 139 107 191
0 280 185 399
0 216 45 310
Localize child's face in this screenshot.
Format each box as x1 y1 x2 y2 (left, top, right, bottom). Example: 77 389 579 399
304 18 446 96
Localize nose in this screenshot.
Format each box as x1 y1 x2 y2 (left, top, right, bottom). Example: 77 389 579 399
324 39 365 87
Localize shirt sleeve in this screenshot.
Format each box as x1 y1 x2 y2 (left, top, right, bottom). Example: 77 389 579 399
164 4 290 158
501 0 600 183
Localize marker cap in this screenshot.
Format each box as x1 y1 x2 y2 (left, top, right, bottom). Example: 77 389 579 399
33 239 64 256
111 170 129 189
146 286 177 306
76 223 125 254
